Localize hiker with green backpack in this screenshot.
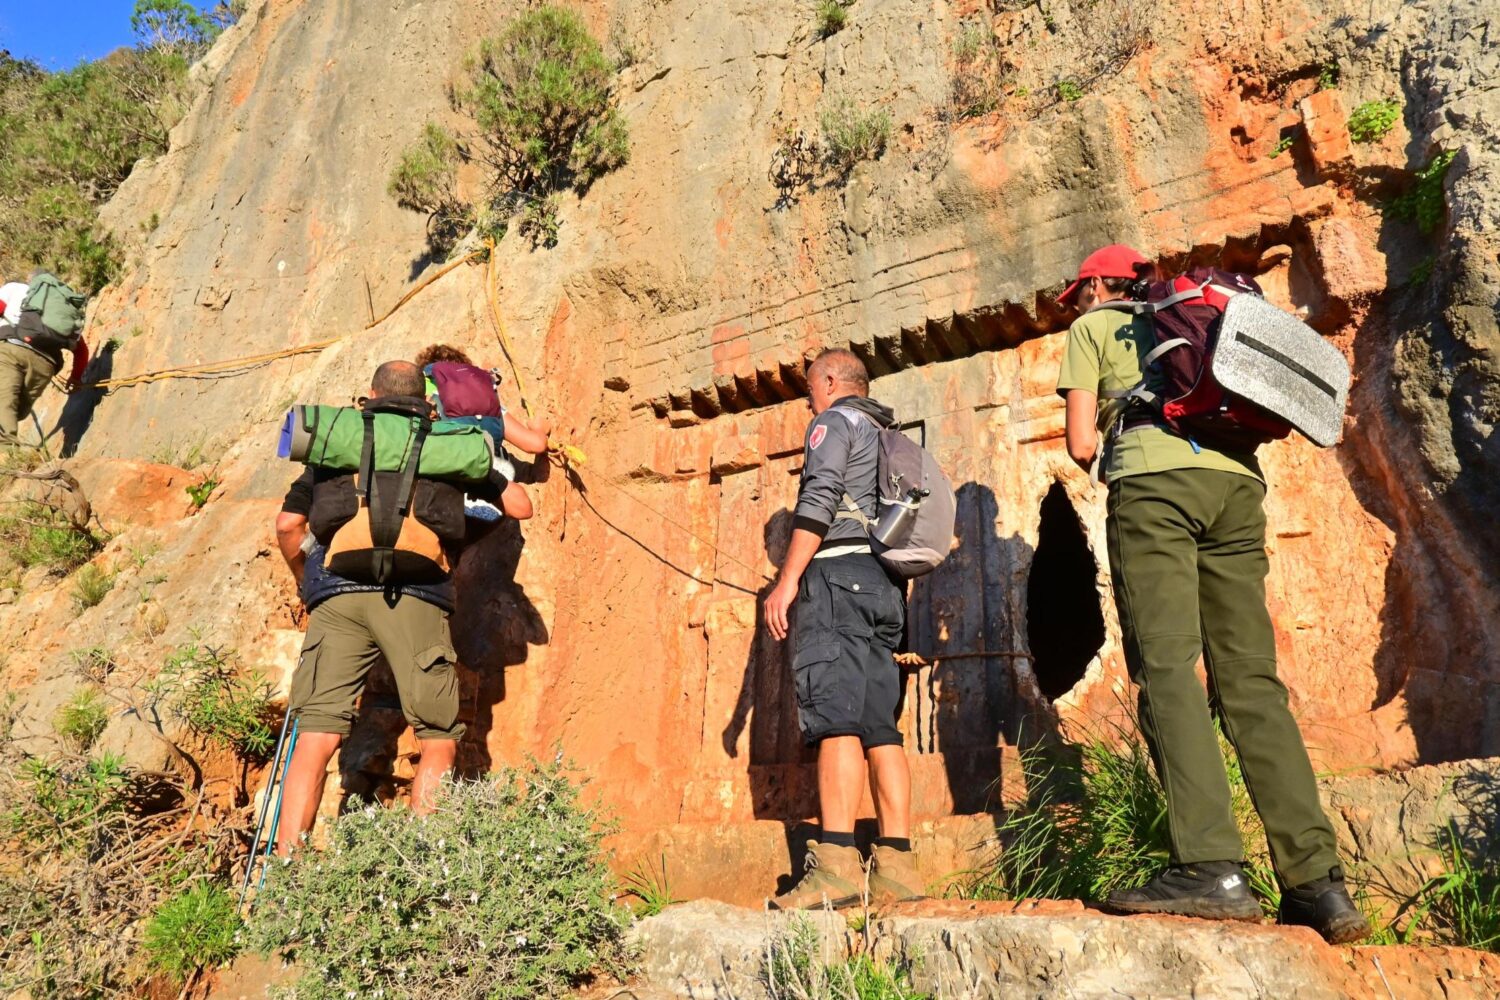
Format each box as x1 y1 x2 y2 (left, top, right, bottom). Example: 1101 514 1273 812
271 360 533 854
0 272 90 447
1054 244 1368 943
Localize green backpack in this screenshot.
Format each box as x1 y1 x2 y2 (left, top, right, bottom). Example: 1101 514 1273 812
18 272 87 352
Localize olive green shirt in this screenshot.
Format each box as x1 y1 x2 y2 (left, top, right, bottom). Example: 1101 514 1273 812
1055 308 1263 483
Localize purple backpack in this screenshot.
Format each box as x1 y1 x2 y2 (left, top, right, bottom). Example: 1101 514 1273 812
427 362 501 419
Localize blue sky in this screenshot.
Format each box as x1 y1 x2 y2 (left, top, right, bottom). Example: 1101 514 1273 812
0 1 215 70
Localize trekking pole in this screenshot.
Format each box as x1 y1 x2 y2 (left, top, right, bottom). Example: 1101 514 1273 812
256 717 300 895
238 710 294 905
239 710 294 907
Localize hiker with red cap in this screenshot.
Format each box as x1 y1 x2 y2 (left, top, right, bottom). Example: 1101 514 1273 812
1054 244 1368 943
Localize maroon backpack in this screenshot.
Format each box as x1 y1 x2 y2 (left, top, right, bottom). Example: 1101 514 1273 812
426 362 501 419
1098 268 1292 453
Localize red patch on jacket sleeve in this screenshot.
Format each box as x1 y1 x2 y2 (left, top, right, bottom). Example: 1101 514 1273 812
809 424 828 450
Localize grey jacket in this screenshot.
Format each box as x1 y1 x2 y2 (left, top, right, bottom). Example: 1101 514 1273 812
793 394 896 548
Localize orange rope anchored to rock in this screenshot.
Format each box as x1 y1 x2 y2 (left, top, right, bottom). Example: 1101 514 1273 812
78 247 489 392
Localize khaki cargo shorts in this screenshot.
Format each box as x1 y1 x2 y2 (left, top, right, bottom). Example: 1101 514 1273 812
289 591 463 740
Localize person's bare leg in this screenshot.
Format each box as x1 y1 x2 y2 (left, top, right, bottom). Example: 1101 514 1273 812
274 731 341 856
818 735 867 833
866 744 912 840
411 738 457 816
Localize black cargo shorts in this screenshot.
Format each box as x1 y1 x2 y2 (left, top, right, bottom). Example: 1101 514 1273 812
789 552 906 748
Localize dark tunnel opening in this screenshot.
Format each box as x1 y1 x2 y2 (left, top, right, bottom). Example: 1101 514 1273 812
1025 481 1107 700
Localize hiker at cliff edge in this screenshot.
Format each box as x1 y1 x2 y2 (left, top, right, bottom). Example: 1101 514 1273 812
1055 244 1367 943
0 274 89 448
763 348 924 909
272 360 533 854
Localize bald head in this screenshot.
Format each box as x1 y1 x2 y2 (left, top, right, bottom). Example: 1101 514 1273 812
370 360 426 399
808 349 869 395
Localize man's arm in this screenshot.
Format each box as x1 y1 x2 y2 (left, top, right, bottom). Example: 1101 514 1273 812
1064 389 1099 473
66 338 90 390
764 528 821 641
276 511 309 585
499 481 533 520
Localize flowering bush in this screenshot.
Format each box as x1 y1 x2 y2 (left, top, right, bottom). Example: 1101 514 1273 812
245 757 628 999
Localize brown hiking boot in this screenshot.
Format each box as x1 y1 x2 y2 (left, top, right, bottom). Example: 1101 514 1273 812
769 842 866 910
868 844 926 904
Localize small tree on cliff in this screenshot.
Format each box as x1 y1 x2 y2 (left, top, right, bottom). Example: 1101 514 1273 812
389 5 629 254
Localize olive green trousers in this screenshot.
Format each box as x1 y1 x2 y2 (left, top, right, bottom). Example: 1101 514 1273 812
1106 468 1340 888
0 342 57 446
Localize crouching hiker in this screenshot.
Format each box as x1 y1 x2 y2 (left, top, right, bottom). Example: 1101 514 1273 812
763 349 925 909
1055 245 1367 943
272 360 533 854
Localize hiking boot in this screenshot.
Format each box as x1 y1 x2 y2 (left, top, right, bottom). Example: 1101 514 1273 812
769 842 866 910
868 844 926 905
1103 862 1263 921
1279 868 1370 944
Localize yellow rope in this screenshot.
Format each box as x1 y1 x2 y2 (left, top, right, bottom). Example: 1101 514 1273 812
79 248 487 391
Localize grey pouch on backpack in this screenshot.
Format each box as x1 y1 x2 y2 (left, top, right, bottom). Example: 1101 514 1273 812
1212 292 1351 448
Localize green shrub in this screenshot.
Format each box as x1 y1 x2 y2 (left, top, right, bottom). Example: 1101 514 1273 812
518 192 562 249
819 99 891 173
817 0 850 37
71 563 115 609
5 752 131 853
950 22 1006 120
1347 99 1400 143
1057 78 1084 103
1386 150 1457 233
143 883 242 981
762 917 931 999
0 501 102 572
247 760 629 999
391 5 630 252
150 641 276 760
54 688 110 751
1268 134 1295 159
1317 60 1340 90
967 722 1278 914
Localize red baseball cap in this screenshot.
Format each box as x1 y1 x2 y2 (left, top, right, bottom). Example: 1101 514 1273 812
1057 244 1152 306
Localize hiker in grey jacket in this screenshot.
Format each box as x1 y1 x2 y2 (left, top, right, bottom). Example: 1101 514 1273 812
764 348 925 909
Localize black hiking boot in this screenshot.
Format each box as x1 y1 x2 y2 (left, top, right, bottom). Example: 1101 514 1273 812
1279 867 1370 944
1103 861 1263 921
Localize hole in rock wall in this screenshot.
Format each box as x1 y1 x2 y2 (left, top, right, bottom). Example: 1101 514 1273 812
1025 481 1106 700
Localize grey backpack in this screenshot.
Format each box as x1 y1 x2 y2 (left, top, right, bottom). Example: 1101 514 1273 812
835 408 956 578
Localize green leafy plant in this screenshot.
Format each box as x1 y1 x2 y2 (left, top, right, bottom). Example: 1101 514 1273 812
247 760 630 999
142 883 243 982
621 852 676 916
1056 78 1084 102
518 193 562 249
71 563 115 609
1347 99 1400 143
1268 134 1295 159
4 752 131 853
762 917 931 999
1405 822 1500 952
387 122 472 257
819 98 891 173
1317 60 1340 90
965 721 1279 915
54 688 110 752
816 0 850 38
150 641 276 760
185 475 219 509
1407 255 1436 287
1386 150 1457 233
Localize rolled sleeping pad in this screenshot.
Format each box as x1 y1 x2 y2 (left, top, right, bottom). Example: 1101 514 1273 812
280 404 495 483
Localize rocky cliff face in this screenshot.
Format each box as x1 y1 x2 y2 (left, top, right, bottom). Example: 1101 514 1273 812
4 0 1498 899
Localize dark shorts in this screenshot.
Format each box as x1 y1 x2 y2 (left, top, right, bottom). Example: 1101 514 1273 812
789 553 906 748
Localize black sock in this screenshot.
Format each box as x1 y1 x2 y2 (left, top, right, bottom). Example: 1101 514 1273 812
875 836 912 852
820 830 856 848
